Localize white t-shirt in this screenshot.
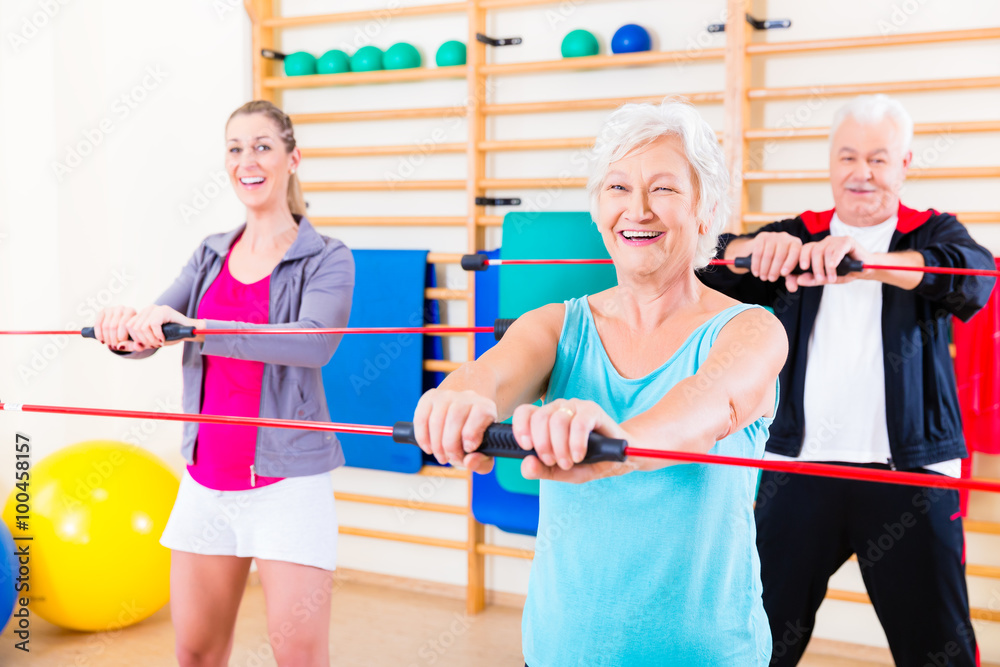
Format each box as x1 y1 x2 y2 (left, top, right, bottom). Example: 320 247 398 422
765 213 961 478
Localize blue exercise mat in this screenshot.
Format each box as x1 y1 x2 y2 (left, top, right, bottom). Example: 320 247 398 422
470 248 539 536
323 249 432 473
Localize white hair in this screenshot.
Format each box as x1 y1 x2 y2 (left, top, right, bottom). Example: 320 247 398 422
830 94 914 153
587 97 730 269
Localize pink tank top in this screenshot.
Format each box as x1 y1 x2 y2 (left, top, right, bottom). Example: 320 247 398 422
189 245 283 490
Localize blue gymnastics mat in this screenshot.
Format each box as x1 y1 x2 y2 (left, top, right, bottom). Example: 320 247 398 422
323 249 433 473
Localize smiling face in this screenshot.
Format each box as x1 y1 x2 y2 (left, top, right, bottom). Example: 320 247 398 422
596 135 700 278
225 112 300 213
829 115 911 227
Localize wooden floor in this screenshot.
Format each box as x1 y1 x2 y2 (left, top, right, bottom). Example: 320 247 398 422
0 578 891 666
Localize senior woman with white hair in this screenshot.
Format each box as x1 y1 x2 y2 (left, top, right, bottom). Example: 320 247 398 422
411 98 788 665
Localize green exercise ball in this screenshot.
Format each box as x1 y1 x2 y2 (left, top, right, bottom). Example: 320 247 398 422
561 29 599 58
435 40 466 67
384 42 422 70
350 45 384 72
283 51 317 76
317 49 350 74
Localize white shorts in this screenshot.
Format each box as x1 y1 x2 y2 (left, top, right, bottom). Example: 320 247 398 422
160 470 338 571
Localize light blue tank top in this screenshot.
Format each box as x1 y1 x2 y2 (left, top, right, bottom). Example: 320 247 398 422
522 296 773 667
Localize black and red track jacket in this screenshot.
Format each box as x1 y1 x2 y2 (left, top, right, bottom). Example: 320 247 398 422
698 203 996 470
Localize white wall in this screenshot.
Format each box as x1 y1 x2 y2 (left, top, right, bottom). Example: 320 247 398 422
0 0 998 660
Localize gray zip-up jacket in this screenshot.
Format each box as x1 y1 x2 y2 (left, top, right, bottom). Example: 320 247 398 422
120 216 354 478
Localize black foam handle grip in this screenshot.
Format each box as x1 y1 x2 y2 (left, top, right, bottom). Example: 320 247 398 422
493 318 516 341
732 255 864 276
392 421 628 463
81 323 196 341
461 253 489 271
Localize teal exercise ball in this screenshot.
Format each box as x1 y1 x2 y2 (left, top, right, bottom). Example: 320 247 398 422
317 49 351 74
351 46 384 72
283 51 317 76
384 42 422 70
561 29 599 58
435 40 467 67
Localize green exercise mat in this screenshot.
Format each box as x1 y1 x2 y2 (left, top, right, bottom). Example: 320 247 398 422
495 212 618 495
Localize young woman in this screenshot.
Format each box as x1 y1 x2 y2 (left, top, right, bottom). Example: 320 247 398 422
95 100 354 667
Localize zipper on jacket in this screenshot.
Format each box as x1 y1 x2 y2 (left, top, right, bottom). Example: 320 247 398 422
250 464 256 487
887 457 897 471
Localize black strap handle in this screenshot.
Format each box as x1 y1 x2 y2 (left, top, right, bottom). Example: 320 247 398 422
733 255 864 277
392 421 627 463
493 318 516 341
81 322 195 341
461 253 489 271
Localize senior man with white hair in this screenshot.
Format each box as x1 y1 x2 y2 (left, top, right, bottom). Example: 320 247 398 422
700 94 993 666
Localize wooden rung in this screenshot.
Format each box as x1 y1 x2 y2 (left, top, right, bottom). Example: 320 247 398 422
478 137 595 152
419 465 469 479
478 49 724 76
262 2 466 28
967 563 1000 580
479 177 588 189
748 76 1000 100
742 211 1000 225
311 216 467 226
847 554 1000 580
291 107 465 124
424 359 462 373
477 215 504 226
302 143 465 158
483 91 724 116
338 525 466 551
743 167 1000 181
478 0 568 7
476 543 535 559
302 180 465 191
264 67 465 90
826 588 1000 623
965 520 1000 535
427 252 464 264
954 212 1000 223
425 328 474 338
334 492 466 516
745 120 1000 141
425 288 469 300
746 27 1000 56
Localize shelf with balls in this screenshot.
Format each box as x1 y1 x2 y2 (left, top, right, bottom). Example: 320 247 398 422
263 39 470 89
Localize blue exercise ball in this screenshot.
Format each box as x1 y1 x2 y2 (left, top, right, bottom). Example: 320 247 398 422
611 24 651 54
0 521 16 633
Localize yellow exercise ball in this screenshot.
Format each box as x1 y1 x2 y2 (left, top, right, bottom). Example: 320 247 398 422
2 440 179 632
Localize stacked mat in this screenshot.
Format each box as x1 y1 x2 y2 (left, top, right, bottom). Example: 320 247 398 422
323 249 441 473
